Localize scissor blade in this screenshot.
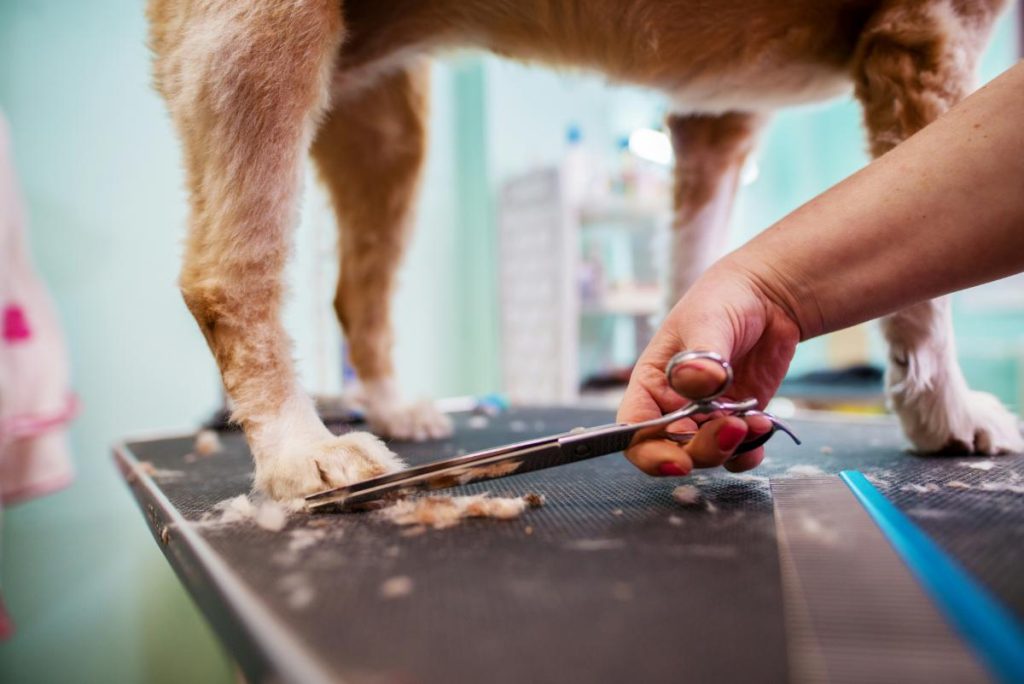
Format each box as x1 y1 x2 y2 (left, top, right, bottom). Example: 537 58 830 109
305 440 569 512
305 421 642 512
305 433 557 502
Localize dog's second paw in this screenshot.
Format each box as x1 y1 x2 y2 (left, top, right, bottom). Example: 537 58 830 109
367 399 454 442
254 431 407 501
343 378 454 441
947 391 1024 454
894 386 1024 455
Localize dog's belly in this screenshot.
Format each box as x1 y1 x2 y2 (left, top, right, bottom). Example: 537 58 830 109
665 63 852 114
340 0 872 113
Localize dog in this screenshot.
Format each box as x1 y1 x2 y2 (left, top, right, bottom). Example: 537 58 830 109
147 0 1022 500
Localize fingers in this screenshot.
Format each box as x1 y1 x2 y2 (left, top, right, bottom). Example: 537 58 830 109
683 416 749 468
624 412 774 476
616 361 684 426
723 447 765 473
624 438 694 478
722 414 773 472
624 416 746 475
617 301 737 426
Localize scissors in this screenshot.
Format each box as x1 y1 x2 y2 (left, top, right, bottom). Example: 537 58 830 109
306 350 800 512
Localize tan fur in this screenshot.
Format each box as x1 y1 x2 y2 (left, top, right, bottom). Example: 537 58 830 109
148 0 1015 499
666 111 766 299
151 0 341 425
312 62 429 382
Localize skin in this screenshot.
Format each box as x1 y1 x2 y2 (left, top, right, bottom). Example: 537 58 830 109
619 60 1024 476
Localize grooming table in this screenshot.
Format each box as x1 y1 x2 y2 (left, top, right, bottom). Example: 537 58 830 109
114 408 1024 683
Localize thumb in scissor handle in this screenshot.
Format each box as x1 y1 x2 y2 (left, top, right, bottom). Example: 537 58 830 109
664 350 801 456
665 350 733 402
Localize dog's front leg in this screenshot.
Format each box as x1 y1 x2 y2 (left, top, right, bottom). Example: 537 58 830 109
312 62 452 441
854 0 1023 453
152 0 405 499
666 111 765 304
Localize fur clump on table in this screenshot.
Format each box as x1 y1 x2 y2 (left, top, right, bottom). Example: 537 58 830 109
380 492 545 530
379 575 414 599
195 491 546 535
785 464 826 477
137 460 187 482
185 429 224 463
199 494 301 532
671 485 702 505
671 484 718 513
194 429 223 456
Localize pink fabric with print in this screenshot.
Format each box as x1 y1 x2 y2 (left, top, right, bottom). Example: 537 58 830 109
0 113 76 509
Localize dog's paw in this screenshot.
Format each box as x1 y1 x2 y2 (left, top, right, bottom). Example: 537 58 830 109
254 431 407 501
893 385 1024 455
948 391 1024 454
343 378 453 441
367 399 453 441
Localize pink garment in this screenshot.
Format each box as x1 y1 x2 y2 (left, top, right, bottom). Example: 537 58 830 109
0 112 76 510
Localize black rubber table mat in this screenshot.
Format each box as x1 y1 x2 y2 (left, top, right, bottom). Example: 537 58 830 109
114 408 1024 684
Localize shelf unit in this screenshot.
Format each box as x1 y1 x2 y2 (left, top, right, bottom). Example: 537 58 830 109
498 166 670 405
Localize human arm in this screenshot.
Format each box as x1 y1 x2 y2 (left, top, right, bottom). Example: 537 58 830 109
619 60 1024 476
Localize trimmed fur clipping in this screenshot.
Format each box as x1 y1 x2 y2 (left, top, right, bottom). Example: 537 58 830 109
381 492 545 530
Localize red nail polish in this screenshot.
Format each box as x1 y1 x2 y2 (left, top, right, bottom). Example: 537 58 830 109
717 423 747 452
658 462 688 477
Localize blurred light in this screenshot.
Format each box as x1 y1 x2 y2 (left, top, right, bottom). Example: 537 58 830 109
628 128 673 166
766 397 797 418
741 158 760 186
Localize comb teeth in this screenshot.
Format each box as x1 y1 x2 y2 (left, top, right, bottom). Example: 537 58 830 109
771 476 987 684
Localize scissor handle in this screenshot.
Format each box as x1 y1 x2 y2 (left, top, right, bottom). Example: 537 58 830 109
662 410 801 456
665 350 733 402
561 349 800 461
656 350 802 457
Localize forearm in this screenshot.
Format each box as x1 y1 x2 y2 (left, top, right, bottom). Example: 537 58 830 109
731 60 1024 339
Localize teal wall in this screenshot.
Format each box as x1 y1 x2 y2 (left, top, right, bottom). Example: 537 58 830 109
1 2 233 682
0 2 466 682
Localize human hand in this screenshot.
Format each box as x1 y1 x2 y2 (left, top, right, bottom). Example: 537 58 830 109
617 258 803 476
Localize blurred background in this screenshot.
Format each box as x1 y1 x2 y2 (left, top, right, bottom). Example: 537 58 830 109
1 1 1021 682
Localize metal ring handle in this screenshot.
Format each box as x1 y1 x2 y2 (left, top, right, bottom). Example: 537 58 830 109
665 350 733 402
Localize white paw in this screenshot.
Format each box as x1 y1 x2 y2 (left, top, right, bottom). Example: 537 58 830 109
892 384 1024 455
352 377 453 441
367 399 454 441
254 431 406 501
883 299 1023 456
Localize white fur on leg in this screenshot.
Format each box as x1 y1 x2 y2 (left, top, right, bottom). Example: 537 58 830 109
668 167 740 304
884 298 1024 455
349 377 454 441
248 390 406 501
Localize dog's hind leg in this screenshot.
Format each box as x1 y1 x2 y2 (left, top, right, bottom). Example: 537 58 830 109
311 61 452 441
151 0 405 500
666 111 765 304
853 0 1022 453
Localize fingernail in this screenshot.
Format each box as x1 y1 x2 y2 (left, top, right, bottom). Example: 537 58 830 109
679 362 707 372
658 462 688 477
677 362 722 378
717 423 747 452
